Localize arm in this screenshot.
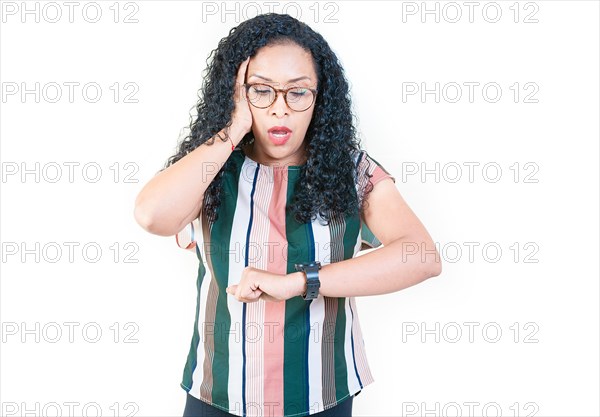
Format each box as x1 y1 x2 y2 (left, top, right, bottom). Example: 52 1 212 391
134 57 253 237
227 177 443 303
291 177 442 298
133 127 243 237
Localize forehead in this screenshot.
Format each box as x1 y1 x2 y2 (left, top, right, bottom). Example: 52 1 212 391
247 43 317 85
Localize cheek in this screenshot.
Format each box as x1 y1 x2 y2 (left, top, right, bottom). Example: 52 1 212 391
300 113 314 131
255 110 269 124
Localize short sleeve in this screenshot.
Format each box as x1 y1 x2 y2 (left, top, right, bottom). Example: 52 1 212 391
175 218 200 252
354 150 396 206
354 151 395 250
358 151 396 186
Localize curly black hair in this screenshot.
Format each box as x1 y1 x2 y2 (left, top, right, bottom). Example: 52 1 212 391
162 13 375 225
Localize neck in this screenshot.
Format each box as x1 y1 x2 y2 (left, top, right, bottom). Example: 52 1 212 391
244 142 307 167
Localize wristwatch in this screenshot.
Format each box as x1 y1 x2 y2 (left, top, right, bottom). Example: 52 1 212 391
295 261 322 300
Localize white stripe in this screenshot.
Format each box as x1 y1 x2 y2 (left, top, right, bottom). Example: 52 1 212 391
245 164 273 415
307 296 325 413
353 219 364 256
226 158 257 413
349 224 372 389
190 213 212 394
307 213 330 413
343 296 362 394
350 296 375 387
329 215 363 397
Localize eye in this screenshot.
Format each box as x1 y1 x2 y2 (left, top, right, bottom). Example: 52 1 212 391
289 88 308 97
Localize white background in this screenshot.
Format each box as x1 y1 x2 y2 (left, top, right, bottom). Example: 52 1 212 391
1 1 598 416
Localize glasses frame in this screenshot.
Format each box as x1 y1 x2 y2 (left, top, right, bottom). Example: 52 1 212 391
243 83 318 112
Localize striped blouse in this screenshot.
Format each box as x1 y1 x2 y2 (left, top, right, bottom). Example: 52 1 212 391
175 148 395 416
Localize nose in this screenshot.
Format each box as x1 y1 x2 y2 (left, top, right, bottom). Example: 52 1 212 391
270 91 290 117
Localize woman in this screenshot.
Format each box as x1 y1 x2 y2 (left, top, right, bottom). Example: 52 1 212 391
134 13 442 417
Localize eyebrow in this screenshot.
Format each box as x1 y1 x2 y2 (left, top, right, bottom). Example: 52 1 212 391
248 74 312 83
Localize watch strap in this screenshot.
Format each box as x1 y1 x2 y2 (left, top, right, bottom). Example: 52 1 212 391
295 261 321 300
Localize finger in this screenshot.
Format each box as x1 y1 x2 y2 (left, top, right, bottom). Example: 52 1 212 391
242 286 262 301
236 57 250 86
239 81 248 104
234 59 250 105
236 289 261 303
235 283 243 300
232 283 259 302
228 285 246 302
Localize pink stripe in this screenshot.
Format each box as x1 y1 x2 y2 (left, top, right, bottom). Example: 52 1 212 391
262 168 287 414
369 164 394 186
350 297 374 385
245 165 270 410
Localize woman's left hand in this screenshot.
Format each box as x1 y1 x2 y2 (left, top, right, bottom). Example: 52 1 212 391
226 267 303 303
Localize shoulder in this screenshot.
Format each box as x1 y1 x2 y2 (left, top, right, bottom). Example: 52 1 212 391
352 149 396 188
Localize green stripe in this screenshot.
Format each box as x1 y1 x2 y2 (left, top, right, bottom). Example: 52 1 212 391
181 260 206 390
284 168 311 415
360 153 384 248
210 153 243 407
344 179 362 257
343 210 360 261
360 222 382 249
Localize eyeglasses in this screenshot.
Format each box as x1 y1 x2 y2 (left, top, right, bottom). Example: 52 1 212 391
243 83 318 112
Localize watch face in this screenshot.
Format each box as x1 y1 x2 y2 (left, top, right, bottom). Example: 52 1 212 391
296 261 321 270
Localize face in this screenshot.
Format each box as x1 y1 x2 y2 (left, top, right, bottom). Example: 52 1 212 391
244 42 318 167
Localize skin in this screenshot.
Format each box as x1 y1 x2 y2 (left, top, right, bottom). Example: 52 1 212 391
225 42 442 303
132 47 314 238
240 42 317 168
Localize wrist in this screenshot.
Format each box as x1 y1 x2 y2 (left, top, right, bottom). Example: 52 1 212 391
291 271 307 298
226 123 248 146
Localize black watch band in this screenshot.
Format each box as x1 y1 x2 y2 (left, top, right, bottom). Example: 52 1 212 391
295 261 321 300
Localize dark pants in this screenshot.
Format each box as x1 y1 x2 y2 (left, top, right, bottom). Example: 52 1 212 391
183 392 357 417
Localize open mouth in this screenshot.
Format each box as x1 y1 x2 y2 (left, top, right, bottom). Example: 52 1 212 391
268 126 292 145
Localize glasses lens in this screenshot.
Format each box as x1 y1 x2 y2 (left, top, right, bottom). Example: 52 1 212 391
286 87 314 111
247 84 275 108
246 84 315 111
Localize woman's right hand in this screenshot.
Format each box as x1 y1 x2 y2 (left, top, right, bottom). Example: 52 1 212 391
230 57 253 139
